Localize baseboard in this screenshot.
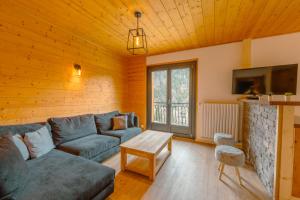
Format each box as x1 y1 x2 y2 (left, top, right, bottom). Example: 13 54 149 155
173 136 195 143
195 138 215 144
195 137 243 149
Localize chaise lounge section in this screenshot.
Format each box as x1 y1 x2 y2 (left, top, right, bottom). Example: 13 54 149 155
0 122 115 200
18 149 115 200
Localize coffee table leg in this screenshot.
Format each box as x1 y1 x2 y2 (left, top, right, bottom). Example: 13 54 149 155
149 155 156 181
121 147 127 171
168 138 172 154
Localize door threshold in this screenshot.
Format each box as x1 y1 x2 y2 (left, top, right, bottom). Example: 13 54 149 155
173 136 195 143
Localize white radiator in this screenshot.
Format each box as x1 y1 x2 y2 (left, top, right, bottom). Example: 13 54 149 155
200 103 240 142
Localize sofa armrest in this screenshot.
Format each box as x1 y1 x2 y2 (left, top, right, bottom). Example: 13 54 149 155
134 115 140 127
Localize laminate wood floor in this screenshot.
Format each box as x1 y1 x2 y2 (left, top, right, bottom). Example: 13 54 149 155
103 139 271 200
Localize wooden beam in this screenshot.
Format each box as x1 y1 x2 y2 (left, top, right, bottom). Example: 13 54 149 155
241 38 252 68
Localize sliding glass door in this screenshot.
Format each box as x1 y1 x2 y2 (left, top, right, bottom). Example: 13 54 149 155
147 61 196 138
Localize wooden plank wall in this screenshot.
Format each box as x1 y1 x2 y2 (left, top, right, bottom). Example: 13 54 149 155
126 56 147 128
0 1 128 125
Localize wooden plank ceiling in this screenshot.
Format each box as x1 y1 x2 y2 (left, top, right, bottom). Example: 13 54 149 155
4 0 300 57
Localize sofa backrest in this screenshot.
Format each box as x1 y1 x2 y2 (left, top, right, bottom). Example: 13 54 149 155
94 111 119 133
48 114 97 146
0 122 51 137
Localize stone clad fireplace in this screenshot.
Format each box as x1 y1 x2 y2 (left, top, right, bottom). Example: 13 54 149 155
243 102 277 195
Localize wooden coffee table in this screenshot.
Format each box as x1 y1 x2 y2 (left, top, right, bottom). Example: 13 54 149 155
120 130 173 181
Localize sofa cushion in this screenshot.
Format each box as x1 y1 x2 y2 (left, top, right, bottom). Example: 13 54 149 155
102 127 142 143
16 149 115 200
57 134 119 160
89 146 120 163
0 134 29 200
94 111 119 133
49 114 97 145
0 122 51 137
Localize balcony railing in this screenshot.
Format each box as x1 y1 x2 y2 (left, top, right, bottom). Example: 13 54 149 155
171 103 189 126
153 102 167 124
153 102 189 126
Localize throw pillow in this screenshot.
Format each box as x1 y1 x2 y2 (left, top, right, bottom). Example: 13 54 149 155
11 134 30 160
24 126 55 159
0 134 29 200
119 112 135 127
128 112 135 127
112 116 128 130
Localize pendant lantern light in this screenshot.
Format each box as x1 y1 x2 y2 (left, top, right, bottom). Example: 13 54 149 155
127 11 148 55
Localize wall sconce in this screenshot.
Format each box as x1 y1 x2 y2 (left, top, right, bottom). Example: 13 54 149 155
74 64 81 76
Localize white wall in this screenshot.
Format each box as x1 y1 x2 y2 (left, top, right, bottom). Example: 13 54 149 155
147 42 242 140
252 32 300 114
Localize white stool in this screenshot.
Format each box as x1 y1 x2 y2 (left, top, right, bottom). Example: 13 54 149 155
214 133 235 146
215 145 245 185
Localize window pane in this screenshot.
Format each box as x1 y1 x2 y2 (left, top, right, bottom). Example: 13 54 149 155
152 70 167 124
171 68 190 126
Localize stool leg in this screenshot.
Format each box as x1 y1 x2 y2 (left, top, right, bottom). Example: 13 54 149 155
219 163 225 180
218 162 222 171
235 167 242 185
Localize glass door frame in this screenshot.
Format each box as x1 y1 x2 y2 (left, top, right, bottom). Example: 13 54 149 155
146 60 196 139
148 66 169 132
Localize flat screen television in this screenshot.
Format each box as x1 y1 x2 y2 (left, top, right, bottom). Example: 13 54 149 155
232 64 298 95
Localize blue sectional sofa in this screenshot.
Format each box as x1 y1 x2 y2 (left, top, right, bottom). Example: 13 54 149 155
0 111 142 200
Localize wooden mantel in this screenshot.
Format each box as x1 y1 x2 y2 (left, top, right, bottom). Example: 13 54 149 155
242 99 300 106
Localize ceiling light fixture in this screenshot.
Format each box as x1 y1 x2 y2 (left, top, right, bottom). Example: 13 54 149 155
127 11 148 55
